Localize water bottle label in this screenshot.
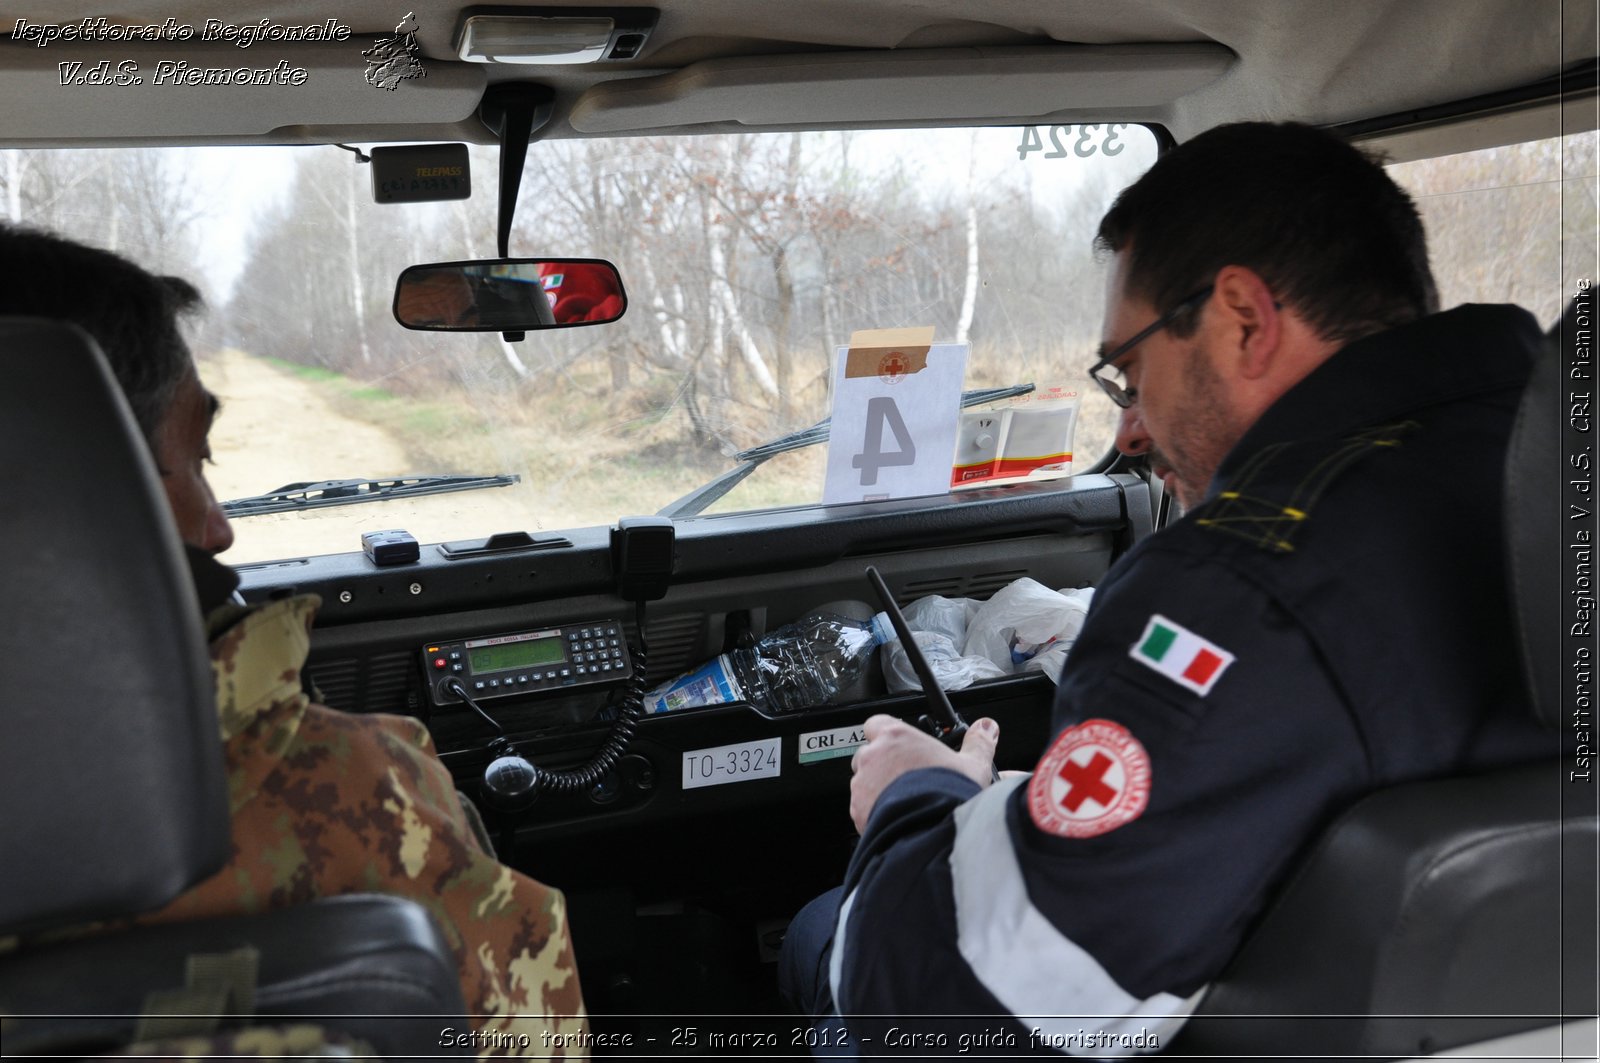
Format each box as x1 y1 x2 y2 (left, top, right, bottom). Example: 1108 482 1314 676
1009 632 1060 665
646 653 745 714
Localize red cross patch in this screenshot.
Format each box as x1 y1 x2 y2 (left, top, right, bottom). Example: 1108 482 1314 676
1028 719 1151 839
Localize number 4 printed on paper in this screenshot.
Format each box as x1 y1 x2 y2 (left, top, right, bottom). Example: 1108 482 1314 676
853 396 917 486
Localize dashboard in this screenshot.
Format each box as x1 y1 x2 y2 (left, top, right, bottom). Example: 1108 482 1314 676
235 473 1149 1015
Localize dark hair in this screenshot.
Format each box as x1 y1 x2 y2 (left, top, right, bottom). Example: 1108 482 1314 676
0 223 202 448
1096 122 1438 345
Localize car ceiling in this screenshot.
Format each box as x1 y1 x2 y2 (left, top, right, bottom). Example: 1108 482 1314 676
0 0 1594 151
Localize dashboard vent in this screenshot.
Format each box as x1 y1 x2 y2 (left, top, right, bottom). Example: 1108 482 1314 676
632 611 706 680
306 651 418 717
897 568 1029 603
306 657 359 713
363 650 417 715
896 576 960 601
965 568 1031 598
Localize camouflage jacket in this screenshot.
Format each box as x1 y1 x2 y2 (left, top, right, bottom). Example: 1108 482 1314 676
139 595 588 1057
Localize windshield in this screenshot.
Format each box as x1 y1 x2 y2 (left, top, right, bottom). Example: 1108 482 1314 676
9 125 1588 562
4 125 1159 562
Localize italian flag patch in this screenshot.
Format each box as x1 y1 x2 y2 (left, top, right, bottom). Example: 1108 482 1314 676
1129 614 1234 696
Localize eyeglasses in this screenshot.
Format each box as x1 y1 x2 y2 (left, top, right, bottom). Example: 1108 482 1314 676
1087 287 1212 409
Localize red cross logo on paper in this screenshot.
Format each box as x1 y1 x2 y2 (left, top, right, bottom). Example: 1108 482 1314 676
1028 719 1152 839
877 351 909 384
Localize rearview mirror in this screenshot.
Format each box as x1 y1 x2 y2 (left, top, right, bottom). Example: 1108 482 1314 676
393 258 626 331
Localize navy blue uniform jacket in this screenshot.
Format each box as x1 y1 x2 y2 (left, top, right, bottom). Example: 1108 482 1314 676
831 305 1554 1047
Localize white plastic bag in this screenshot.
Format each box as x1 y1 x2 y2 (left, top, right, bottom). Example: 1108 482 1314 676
901 594 979 645
963 578 1094 683
881 629 1009 693
878 581 1094 691
881 595 995 693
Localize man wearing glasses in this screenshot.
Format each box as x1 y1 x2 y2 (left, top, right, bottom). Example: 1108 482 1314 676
783 121 1551 1049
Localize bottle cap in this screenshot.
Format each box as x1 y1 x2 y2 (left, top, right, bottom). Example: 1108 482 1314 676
869 611 895 647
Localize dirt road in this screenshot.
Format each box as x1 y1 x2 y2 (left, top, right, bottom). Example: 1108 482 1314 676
200 349 543 564
204 348 410 500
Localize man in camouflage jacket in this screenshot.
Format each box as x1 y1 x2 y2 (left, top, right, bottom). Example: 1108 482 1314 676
0 224 588 1056
141 586 589 1055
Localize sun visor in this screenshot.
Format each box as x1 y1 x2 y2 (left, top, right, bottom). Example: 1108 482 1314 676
0 37 486 141
569 43 1234 133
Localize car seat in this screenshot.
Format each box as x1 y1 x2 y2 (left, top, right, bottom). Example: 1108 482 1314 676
0 318 469 1058
1168 304 1598 1056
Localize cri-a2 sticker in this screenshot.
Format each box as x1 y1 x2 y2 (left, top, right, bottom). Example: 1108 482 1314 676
1028 718 1151 839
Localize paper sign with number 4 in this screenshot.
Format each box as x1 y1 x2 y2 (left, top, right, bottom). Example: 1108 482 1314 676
823 327 968 505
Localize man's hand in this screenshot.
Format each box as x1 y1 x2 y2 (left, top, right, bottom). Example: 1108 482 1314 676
849 714 999 834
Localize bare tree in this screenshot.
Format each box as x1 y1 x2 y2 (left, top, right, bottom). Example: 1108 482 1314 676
955 132 980 345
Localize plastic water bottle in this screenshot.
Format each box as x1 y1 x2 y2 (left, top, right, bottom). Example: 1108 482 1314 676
646 612 893 715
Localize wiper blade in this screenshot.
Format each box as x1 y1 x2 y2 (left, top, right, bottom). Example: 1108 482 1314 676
659 383 1036 518
221 474 520 518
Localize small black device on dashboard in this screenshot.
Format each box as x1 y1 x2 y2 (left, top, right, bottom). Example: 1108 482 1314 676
362 528 420 566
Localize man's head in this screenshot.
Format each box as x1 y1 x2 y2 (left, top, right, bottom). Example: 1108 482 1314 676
0 224 234 553
1091 121 1437 507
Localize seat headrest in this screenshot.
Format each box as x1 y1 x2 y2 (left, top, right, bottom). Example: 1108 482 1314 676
0 318 229 939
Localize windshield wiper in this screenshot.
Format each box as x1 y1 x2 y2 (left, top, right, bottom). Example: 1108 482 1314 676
658 384 1036 519
221 474 520 518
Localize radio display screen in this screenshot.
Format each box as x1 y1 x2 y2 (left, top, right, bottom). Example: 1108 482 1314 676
469 636 565 673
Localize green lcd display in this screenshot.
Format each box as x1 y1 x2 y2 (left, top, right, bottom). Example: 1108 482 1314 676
469 636 565 673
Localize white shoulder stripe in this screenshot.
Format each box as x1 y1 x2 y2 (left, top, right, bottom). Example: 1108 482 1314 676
950 777 1203 1053
828 884 858 1010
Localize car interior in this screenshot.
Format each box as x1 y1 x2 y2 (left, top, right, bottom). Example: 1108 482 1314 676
1 0 1596 1058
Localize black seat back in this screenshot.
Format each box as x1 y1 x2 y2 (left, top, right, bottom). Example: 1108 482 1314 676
1173 306 1597 1057
0 317 228 937
0 318 469 1058
1507 300 1570 728
1173 761 1591 1054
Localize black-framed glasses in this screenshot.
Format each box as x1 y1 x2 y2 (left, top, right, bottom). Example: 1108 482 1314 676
1087 287 1211 408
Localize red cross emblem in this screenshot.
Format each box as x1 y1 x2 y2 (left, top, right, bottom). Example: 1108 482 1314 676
1058 751 1117 811
877 351 909 383
1028 719 1151 839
